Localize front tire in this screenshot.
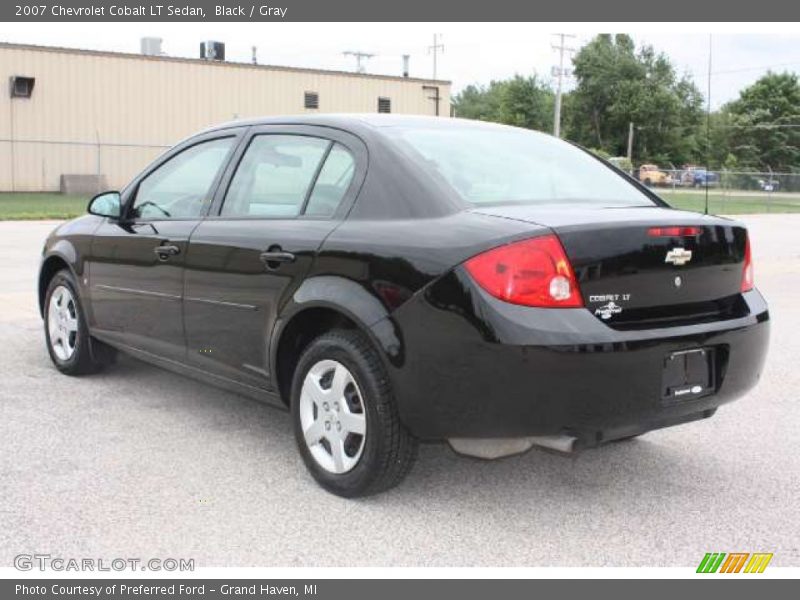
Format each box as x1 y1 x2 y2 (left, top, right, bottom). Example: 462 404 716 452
44 269 114 375
291 329 418 497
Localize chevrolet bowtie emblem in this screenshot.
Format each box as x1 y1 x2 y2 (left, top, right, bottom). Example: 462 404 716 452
665 247 693 266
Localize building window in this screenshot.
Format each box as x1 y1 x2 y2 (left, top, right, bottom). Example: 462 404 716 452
304 92 319 110
377 97 391 114
9 76 35 98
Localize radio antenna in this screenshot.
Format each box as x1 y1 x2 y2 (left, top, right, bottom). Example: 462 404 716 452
704 34 712 215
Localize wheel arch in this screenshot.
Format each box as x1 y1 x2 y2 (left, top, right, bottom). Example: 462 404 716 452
38 251 78 317
270 276 404 407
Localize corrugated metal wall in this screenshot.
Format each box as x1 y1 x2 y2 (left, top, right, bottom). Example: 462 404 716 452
0 44 451 191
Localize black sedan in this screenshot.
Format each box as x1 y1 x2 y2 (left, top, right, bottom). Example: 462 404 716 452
38 115 769 497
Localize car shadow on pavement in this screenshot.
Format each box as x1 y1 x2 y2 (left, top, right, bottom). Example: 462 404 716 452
95 353 729 511
7 340 770 567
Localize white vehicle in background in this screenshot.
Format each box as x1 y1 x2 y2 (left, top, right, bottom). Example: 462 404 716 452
758 179 780 192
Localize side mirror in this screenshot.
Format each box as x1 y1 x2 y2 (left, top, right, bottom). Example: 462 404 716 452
87 191 122 219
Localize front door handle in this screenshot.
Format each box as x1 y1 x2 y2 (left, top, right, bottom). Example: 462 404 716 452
154 244 181 260
259 250 296 268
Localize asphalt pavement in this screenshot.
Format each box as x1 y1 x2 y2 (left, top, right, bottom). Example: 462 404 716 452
1 216 798 567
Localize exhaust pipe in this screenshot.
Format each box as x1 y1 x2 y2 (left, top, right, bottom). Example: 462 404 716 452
449 434 580 460
527 434 580 454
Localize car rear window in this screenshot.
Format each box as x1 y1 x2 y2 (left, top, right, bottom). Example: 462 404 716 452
386 124 655 207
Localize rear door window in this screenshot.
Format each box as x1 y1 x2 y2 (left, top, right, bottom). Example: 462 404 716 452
304 144 356 217
221 135 330 218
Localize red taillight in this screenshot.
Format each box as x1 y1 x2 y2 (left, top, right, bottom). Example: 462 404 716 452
741 233 754 292
648 226 702 237
464 234 583 308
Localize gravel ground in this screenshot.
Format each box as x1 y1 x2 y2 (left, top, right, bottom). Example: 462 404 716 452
1 216 798 567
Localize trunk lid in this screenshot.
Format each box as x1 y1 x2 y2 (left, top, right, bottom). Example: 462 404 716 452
470 204 750 329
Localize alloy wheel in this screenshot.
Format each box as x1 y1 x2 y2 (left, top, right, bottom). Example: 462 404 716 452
48 285 78 361
299 359 367 474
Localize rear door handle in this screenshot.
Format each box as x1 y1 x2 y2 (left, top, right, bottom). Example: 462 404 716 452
259 250 296 266
154 244 181 259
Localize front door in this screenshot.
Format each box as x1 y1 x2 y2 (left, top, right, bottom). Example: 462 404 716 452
182 126 365 391
89 133 240 360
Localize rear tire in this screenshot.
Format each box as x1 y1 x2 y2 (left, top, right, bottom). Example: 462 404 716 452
44 269 115 375
290 329 418 497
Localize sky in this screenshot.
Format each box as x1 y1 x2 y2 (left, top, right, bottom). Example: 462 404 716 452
3 23 800 108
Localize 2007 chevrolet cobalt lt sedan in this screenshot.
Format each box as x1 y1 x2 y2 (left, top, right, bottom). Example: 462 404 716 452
38 115 769 496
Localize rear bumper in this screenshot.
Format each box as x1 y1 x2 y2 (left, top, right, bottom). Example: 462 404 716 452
383 270 770 442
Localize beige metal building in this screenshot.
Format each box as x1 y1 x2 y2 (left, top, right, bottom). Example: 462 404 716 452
0 42 451 192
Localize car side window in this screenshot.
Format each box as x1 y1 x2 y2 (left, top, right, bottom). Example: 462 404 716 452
304 144 356 218
221 135 330 218
132 137 234 219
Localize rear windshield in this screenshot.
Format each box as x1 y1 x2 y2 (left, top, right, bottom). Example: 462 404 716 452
385 124 655 207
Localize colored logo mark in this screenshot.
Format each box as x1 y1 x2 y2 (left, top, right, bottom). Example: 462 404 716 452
697 552 773 573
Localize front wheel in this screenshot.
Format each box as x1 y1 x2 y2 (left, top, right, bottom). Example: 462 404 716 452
291 329 418 497
44 269 115 375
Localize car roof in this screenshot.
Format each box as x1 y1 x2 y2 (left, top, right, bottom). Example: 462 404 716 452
202 113 533 136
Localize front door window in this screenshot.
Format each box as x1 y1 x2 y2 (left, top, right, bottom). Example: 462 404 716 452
132 137 235 219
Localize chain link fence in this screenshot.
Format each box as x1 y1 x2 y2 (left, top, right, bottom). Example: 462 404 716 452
628 167 800 214
1 138 171 193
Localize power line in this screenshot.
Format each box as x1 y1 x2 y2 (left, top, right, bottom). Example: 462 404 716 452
712 61 800 76
716 123 800 129
637 122 800 131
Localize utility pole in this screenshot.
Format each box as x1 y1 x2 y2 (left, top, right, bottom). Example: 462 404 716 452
627 122 634 161
343 50 375 73
427 33 444 80
551 33 575 138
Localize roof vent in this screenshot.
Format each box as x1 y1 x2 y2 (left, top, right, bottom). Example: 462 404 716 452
201 41 226 61
140 37 163 56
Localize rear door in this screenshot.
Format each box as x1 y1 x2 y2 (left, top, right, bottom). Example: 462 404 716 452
89 131 241 359
182 125 366 390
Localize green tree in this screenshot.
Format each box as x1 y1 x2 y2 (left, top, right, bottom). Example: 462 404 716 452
497 75 554 131
566 34 704 166
451 81 505 122
704 110 729 168
452 75 554 132
723 72 800 172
